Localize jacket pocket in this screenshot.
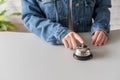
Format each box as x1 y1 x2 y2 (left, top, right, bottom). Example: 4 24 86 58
37 0 57 21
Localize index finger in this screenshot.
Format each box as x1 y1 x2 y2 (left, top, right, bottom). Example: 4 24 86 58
74 33 84 44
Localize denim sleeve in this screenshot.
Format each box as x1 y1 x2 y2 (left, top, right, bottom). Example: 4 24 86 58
91 0 112 36
21 0 71 45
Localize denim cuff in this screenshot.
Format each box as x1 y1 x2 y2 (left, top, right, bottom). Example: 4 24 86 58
54 26 72 44
91 23 110 36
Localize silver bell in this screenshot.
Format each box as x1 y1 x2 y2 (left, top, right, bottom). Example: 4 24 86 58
73 44 93 61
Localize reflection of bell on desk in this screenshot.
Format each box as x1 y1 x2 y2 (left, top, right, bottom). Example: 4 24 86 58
73 44 93 61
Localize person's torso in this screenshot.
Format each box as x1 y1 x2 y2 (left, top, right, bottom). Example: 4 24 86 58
36 0 96 32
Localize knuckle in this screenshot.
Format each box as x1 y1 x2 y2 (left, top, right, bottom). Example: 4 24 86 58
69 32 73 36
64 35 69 39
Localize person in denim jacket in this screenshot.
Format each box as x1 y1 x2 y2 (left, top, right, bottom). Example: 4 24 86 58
22 0 111 49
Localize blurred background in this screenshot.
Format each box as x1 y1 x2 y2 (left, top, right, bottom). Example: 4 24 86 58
1 0 120 32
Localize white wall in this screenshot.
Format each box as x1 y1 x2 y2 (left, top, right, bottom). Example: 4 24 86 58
1 0 120 32
110 0 120 30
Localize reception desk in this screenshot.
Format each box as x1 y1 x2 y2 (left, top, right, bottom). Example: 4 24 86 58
0 30 120 80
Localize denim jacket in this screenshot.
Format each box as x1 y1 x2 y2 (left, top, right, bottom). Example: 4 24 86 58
22 0 111 44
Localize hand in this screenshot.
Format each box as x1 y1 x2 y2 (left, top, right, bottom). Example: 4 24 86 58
62 32 84 49
92 30 108 46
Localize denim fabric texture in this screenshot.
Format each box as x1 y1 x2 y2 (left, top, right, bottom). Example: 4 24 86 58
22 0 111 44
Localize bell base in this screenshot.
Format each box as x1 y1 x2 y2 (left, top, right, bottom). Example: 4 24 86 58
73 53 93 61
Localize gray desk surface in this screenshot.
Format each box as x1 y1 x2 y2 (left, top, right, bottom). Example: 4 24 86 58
0 30 120 80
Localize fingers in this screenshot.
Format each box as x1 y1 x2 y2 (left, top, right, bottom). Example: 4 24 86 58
103 36 108 45
69 34 77 49
92 30 108 46
62 39 69 48
92 31 100 45
74 33 84 44
62 32 84 49
67 38 72 49
99 35 105 46
95 32 104 46
62 38 73 49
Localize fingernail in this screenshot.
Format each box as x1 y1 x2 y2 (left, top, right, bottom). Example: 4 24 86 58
95 44 98 46
72 47 74 50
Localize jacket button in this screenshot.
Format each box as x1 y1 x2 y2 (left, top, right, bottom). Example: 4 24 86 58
76 21 80 26
75 3 80 7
